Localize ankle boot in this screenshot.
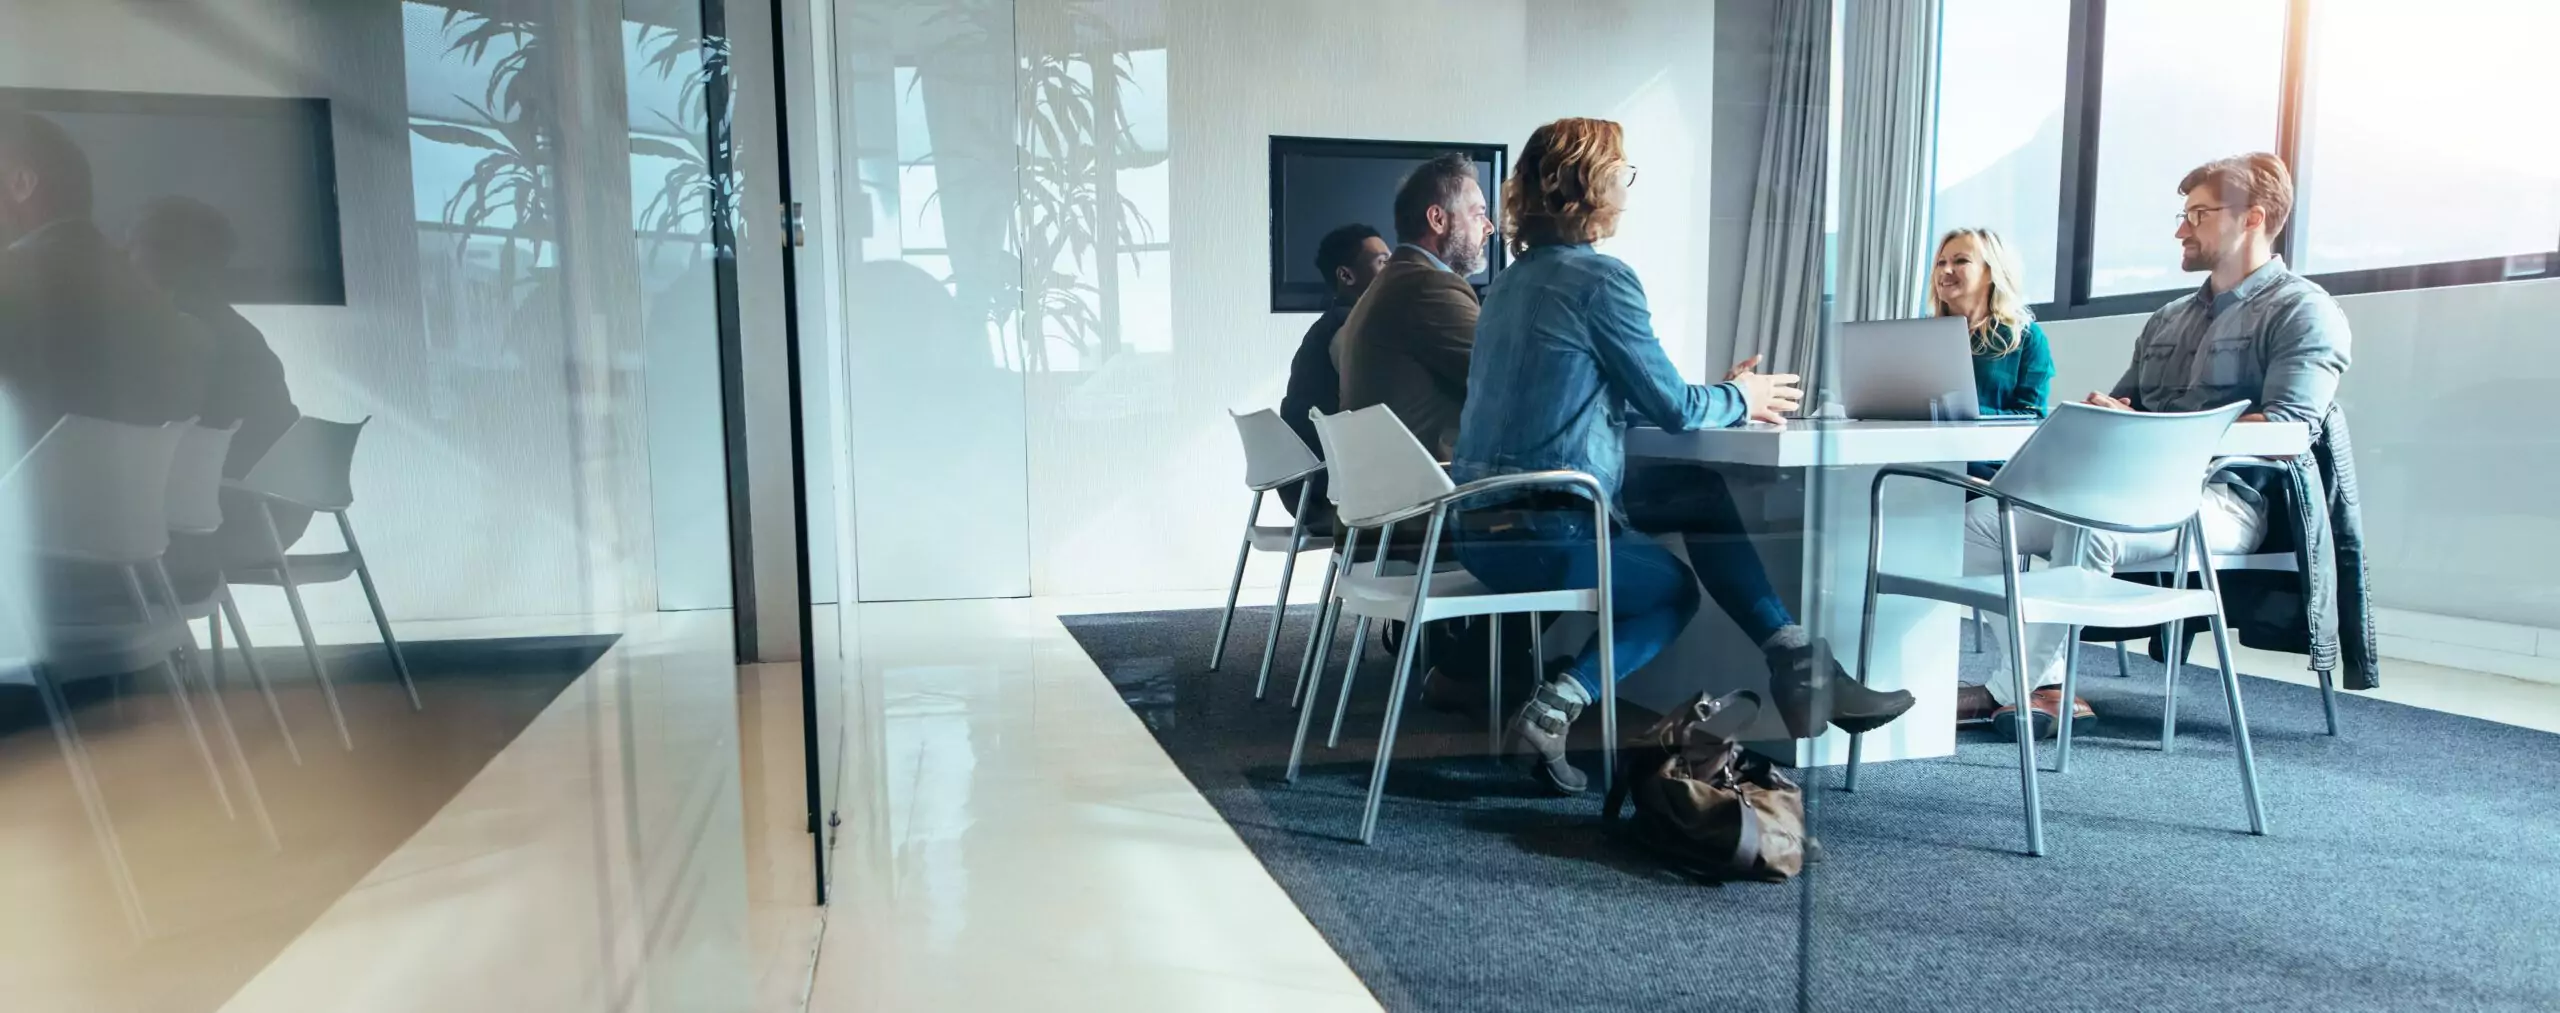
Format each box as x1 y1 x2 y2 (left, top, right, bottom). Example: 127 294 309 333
1766 642 1915 739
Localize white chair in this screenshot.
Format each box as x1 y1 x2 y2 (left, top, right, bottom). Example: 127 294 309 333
1844 402 2268 856
165 422 301 764
2112 455 2340 740
221 416 420 720
0 416 262 934
1208 409 1337 701
1285 405 1611 845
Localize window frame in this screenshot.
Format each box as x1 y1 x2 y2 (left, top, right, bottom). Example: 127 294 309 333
2031 0 2560 321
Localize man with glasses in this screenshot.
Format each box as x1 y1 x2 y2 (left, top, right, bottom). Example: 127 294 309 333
1957 151 2351 740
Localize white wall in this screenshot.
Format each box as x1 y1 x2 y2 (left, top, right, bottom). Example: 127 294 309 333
1013 0 1725 597
2042 276 2560 629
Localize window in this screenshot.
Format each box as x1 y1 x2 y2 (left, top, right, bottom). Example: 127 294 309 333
2086 0 2287 297
1930 0 2070 303
2293 0 2560 275
1933 0 2559 317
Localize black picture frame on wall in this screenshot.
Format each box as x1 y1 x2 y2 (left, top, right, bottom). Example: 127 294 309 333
1269 135 1508 314
1 86 346 306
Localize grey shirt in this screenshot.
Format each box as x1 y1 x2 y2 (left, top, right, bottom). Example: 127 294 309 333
2110 256 2351 426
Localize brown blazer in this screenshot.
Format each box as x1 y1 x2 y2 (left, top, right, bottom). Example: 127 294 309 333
1332 245 1479 459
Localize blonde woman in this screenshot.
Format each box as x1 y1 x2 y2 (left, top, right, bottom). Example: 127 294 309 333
1449 117 1911 794
1929 227 2053 424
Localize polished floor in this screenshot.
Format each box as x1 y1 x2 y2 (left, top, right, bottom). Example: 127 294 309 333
23 589 2553 1012
4 607 788 1013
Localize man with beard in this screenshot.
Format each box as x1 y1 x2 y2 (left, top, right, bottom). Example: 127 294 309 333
1277 222 1390 529
1333 152 1493 460
1958 151 2351 739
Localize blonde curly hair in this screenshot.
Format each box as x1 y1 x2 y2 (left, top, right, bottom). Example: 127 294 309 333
1503 117 1628 255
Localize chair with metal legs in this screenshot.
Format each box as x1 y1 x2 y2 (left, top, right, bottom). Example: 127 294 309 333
2112 456 2342 740
1283 405 1613 845
221 416 420 727
0 416 271 933
1843 402 2269 856
163 422 300 765
1209 409 1337 701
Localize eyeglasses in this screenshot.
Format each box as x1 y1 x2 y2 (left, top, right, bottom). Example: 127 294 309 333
1618 164 1640 188
2174 205 2232 227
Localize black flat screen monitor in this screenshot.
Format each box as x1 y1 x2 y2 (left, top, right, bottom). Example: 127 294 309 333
3 87 345 306
1269 136 1506 313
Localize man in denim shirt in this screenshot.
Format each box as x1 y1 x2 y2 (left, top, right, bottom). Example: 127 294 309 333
1960 152 2351 739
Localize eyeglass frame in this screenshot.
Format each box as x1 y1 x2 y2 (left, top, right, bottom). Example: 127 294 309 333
2174 204 2235 227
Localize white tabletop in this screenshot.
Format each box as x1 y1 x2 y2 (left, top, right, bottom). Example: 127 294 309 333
1626 418 2312 468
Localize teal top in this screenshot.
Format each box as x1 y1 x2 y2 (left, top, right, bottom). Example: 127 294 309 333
1971 320 2053 418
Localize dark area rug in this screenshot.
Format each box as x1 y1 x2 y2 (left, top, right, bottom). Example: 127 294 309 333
1062 606 2560 1012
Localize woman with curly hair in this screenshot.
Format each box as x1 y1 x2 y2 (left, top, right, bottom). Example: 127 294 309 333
1450 117 1912 794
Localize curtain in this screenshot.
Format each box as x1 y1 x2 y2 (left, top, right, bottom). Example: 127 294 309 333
1837 0 1942 323
1734 0 1834 384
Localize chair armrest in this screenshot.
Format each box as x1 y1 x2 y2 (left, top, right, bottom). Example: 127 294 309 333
1338 469 1609 531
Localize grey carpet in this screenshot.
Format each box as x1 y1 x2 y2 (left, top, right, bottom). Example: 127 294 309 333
1061 606 2560 1012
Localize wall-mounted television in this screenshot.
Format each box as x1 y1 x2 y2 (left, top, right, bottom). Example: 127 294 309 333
1269 135 1507 314
2 87 345 306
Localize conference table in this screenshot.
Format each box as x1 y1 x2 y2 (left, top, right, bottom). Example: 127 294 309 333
1574 418 2313 769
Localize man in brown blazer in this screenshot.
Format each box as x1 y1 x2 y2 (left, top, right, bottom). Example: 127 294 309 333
1333 152 1493 460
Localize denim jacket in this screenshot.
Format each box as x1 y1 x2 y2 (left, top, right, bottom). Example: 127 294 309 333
1450 244 1744 516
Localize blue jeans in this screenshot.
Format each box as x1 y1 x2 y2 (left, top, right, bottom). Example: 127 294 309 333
1454 467 1793 698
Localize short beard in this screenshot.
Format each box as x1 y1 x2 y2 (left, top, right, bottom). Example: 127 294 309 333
2180 246 2214 273
1442 228 1488 276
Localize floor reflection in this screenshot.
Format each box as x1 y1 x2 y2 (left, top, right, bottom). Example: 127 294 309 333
1 635 611 1013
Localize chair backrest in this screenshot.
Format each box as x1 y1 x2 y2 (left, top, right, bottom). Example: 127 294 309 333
237 415 368 511
1230 408 1321 491
1990 400 2248 532
1307 405 1454 527
0 415 187 564
167 423 240 535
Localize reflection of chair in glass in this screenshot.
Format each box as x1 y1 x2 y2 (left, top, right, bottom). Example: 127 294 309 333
221 416 419 742
1210 409 1335 702
165 422 301 764
0 416 266 934
1287 405 1614 846
1845 402 2269 857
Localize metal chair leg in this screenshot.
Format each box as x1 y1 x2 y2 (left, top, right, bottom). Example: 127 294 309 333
31 668 151 937
222 587 300 765
152 561 275 846
2055 626 2081 773
2209 614 2269 835
262 503 352 750
2116 640 2130 677
1327 619 1371 748
1253 515 1312 701
2316 668 2340 736
337 513 419 710
1208 492 1261 670
124 566 232 818
1528 611 1545 671
1969 607 1984 653
2160 627 2185 753
1486 617 1502 756
1286 598 1345 784
1996 508 2045 856
1844 545 1882 793
1290 547 1348 710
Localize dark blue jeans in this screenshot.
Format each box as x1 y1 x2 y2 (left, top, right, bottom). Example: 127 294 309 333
1454 467 1792 697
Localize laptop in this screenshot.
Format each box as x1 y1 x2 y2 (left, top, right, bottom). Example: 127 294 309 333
1832 317 2039 424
